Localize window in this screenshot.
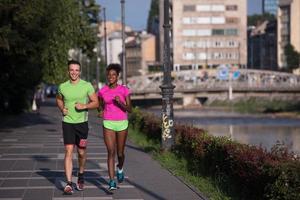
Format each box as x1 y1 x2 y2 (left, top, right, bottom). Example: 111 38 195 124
226 17 239 24
183 52 195 60
226 5 238 11
183 5 195 12
197 53 207 60
197 17 210 24
183 41 196 48
182 29 196 36
211 17 225 24
197 29 211 36
211 5 225 11
212 29 225 35
196 5 210 11
225 29 238 36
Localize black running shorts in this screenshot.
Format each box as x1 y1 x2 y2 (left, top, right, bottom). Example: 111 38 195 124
62 122 88 148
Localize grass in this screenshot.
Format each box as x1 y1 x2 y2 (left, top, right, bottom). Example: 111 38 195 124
128 126 234 200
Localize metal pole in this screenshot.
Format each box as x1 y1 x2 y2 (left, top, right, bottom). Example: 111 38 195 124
121 0 126 85
96 42 100 89
160 0 175 150
103 7 108 67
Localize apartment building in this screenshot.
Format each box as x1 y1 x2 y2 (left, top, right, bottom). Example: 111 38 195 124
125 32 156 77
277 0 300 68
263 0 279 15
160 0 247 71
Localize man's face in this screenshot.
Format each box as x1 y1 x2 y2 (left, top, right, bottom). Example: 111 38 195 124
68 64 81 81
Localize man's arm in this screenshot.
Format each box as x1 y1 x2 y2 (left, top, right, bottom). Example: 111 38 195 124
56 94 68 115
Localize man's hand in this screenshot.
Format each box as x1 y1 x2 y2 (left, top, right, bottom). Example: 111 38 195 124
75 102 87 110
62 107 68 116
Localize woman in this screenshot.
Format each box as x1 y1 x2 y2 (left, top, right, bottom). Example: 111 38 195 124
98 63 132 191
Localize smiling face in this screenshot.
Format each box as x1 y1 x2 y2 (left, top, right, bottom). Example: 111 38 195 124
107 69 119 86
68 63 81 82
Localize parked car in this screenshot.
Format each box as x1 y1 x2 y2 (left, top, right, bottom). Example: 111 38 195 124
45 85 58 97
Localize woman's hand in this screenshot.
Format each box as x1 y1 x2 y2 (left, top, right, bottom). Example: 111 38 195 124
97 111 103 118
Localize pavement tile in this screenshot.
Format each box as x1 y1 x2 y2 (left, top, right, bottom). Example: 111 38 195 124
6 172 31 178
0 161 15 171
0 189 24 198
11 161 35 170
23 189 53 200
1 179 28 187
28 178 56 186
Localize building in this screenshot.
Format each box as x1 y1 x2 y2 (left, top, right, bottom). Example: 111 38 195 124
125 32 156 77
160 0 247 71
248 20 277 70
277 0 300 68
263 0 279 16
98 21 132 63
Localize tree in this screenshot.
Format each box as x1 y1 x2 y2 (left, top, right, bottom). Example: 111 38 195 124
0 0 100 113
284 44 300 71
248 13 276 26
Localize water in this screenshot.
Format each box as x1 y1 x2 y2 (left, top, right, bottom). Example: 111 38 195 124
148 108 300 155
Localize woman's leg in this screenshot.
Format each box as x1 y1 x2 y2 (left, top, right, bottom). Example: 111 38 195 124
103 128 116 180
116 129 128 170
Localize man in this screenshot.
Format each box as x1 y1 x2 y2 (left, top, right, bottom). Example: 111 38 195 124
56 60 99 194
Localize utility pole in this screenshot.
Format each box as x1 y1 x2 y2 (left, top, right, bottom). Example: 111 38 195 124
103 7 108 67
160 0 175 150
121 0 126 85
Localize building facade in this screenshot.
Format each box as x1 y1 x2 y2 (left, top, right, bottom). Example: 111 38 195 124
263 0 279 16
160 0 247 71
248 20 277 70
277 0 300 68
126 32 156 77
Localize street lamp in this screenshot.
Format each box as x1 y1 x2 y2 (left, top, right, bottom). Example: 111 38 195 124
103 7 108 67
121 0 127 85
160 0 175 150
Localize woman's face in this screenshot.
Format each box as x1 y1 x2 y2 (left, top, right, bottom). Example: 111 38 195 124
107 69 118 85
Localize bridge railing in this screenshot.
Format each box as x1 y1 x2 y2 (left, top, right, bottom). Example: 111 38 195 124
128 69 300 93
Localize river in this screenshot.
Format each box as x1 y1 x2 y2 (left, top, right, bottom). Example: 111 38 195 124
148 108 300 155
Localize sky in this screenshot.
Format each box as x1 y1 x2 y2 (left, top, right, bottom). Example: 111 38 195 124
96 0 262 31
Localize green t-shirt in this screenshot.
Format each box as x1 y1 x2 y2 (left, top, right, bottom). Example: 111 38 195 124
58 79 95 123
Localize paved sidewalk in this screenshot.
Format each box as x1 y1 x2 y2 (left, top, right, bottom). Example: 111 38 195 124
0 99 206 200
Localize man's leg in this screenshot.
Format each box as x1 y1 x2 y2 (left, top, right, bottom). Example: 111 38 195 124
64 144 74 183
77 147 86 174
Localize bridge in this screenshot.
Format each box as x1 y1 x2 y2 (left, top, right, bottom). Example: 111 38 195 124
127 69 300 106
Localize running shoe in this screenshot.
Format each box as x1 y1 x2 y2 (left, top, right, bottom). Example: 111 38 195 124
117 170 124 183
63 183 74 195
108 180 117 191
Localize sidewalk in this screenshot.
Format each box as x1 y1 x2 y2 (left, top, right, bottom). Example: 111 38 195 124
0 99 206 200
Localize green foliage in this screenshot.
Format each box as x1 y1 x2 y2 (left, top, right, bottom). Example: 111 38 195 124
0 0 100 113
284 44 300 71
247 13 276 26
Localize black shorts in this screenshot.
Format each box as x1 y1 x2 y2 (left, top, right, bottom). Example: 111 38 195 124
62 122 89 148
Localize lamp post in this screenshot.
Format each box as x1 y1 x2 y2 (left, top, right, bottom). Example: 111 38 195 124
160 0 175 150
103 7 108 67
121 0 126 85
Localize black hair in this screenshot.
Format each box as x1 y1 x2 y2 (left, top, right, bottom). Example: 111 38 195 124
67 60 81 69
106 63 122 75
